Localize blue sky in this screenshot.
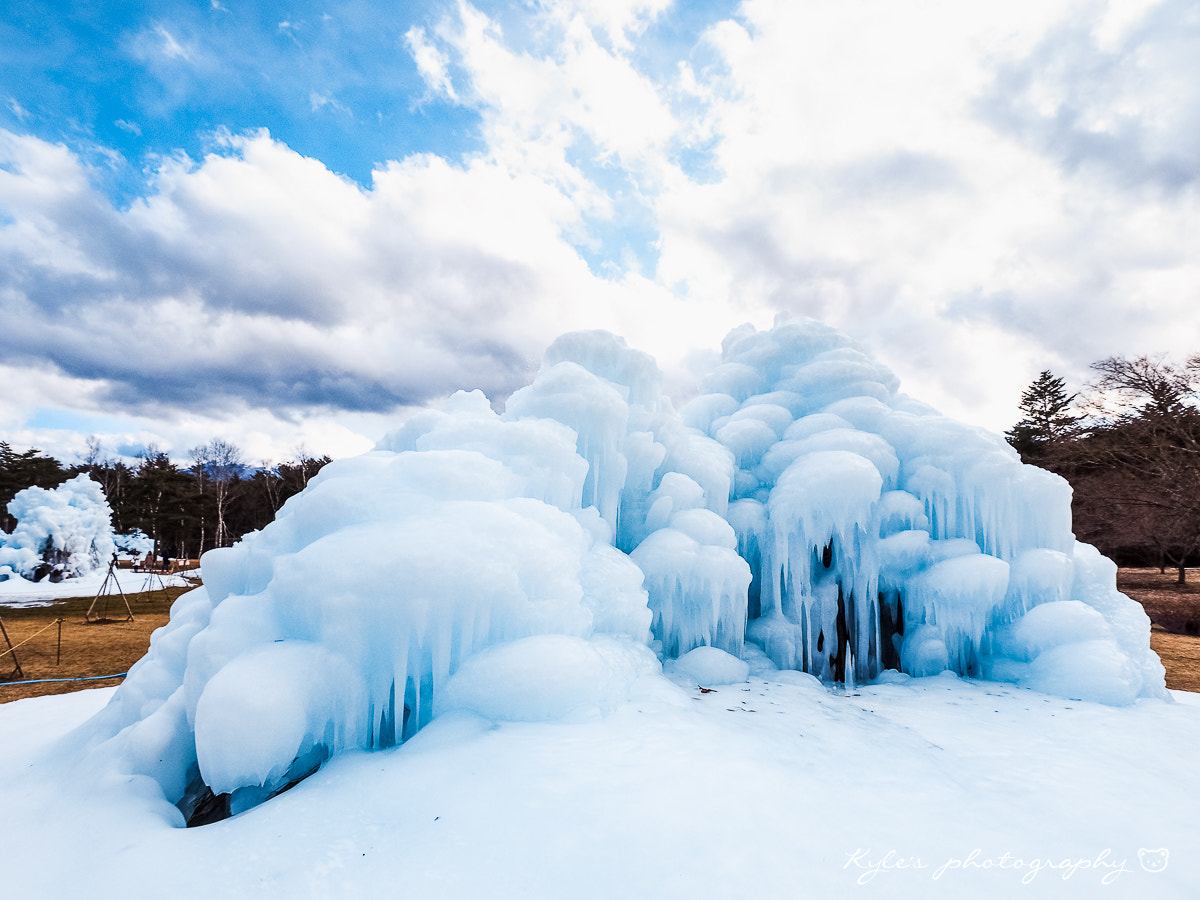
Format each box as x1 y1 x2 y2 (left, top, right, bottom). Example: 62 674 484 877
3 1 477 194
2 0 1199 464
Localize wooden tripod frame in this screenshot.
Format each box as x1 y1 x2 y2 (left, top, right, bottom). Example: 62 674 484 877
86 558 134 623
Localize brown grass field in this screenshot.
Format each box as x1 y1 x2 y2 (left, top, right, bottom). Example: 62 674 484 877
3 569 1200 704
1 581 194 703
1119 568 1200 692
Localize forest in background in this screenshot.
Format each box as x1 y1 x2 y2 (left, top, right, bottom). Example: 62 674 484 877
1007 352 1200 583
0 439 329 561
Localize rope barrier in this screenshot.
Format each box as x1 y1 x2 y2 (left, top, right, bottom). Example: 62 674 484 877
0 617 64 659
1 672 128 686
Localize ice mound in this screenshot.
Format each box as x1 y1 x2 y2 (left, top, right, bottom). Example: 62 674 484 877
665 645 751 686
79 438 653 822
437 634 660 722
0 474 116 581
73 318 1166 825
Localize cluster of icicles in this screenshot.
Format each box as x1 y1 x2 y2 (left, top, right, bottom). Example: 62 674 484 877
74 319 1164 825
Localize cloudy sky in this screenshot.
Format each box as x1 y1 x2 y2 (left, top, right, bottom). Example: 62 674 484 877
2 0 1198 465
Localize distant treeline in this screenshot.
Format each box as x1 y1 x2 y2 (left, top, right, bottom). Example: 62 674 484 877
1007 353 1200 583
0 439 330 560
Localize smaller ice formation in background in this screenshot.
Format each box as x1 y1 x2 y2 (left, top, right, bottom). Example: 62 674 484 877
0 474 116 582
114 529 154 559
72 319 1166 826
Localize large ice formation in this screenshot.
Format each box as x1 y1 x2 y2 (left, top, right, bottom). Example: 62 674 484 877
0 474 116 581
72 319 1166 825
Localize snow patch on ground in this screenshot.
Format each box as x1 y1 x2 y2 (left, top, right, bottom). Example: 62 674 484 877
0 567 193 608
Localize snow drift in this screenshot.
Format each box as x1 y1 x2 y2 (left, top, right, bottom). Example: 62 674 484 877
70 319 1166 824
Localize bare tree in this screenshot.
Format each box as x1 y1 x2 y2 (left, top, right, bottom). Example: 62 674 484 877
83 435 104 469
189 439 245 549
259 458 282 514
293 445 316 489
1088 354 1200 420
1075 354 1200 583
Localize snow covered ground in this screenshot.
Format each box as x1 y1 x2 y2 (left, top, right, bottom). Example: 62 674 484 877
2 673 1197 899
0 566 194 607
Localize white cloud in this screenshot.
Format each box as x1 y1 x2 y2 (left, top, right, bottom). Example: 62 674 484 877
646 0 1200 426
430 1 677 201
153 24 195 62
558 0 674 51
309 92 351 116
0 127 692 458
4 0 1199 460
0 363 108 436
406 26 458 100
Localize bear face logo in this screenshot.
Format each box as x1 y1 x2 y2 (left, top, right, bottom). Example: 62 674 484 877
1138 848 1169 873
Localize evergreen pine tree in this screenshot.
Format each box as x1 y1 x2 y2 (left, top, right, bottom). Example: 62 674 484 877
0 441 68 532
1005 370 1079 464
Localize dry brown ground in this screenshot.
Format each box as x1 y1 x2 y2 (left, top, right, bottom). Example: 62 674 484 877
1116 566 1200 693
1 583 191 703
4 568 1200 703
1115 567 1200 634
1148 631 1200 692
